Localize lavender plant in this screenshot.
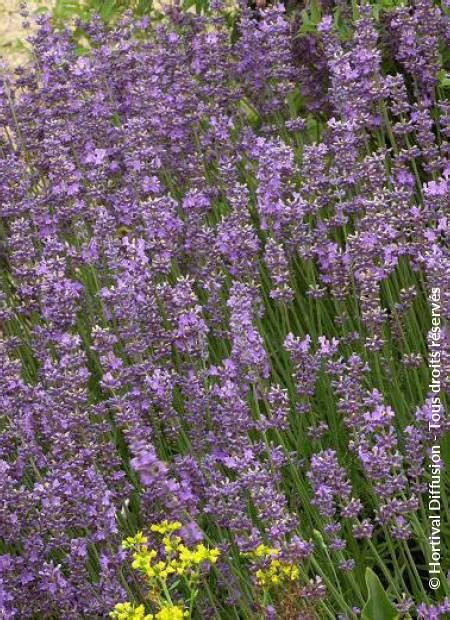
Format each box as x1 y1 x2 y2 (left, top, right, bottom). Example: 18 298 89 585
0 0 449 618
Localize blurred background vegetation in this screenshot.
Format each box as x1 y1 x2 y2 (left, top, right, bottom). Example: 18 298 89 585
0 0 169 67
0 0 241 66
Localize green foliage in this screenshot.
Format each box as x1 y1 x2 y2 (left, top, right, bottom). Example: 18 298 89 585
51 0 155 25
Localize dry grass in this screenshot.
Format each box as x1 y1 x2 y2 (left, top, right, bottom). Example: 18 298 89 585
0 0 32 66
0 0 53 67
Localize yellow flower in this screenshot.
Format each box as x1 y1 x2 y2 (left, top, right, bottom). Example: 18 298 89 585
175 542 220 567
255 569 265 585
162 535 182 554
191 544 220 564
253 544 279 558
110 602 153 620
177 544 194 565
208 548 220 564
131 549 158 576
153 561 176 579
281 563 299 580
154 604 188 620
254 556 299 588
271 575 280 585
132 554 175 580
191 544 210 564
122 532 148 550
168 558 187 576
150 521 182 535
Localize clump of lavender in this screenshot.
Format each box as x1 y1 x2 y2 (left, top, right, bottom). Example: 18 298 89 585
0 1 449 618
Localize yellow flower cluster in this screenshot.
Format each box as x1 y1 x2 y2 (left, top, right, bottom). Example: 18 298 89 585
244 544 300 588
123 521 220 582
110 602 188 620
110 521 221 620
255 558 300 587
